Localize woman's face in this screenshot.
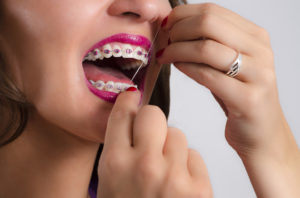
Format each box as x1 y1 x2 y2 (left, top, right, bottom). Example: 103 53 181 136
0 0 171 142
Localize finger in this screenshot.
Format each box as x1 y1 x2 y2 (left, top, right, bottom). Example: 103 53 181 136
169 14 262 55
187 149 210 180
159 40 236 70
158 40 256 82
133 105 168 154
104 90 140 150
164 3 267 44
163 127 189 168
174 62 250 114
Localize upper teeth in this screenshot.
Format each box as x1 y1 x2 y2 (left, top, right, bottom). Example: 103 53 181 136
84 42 149 70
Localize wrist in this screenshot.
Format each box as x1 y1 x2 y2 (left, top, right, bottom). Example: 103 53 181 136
236 127 300 198
240 149 300 198
233 115 299 164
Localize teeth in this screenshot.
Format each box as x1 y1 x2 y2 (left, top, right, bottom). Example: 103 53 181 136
89 80 137 93
84 52 94 62
104 81 114 91
133 47 142 57
115 82 124 91
112 45 122 57
84 43 149 69
93 49 103 60
122 61 143 70
133 47 148 65
102 44 113 58
89 80 95 85
122 44 134 59
94 80 105 90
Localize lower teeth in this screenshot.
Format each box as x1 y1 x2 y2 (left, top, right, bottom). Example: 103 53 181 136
89 80 137 93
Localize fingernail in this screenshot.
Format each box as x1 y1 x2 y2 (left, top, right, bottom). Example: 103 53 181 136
161 16 168 28
155 48 165 58
126 87 138 92
168 38 171 45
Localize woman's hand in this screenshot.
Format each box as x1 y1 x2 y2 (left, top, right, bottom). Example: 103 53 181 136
157 3 300 197
97 91 212 198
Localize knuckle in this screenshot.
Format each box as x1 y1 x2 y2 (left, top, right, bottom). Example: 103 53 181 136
136 154 161 182
140 105 166 121
143 105 163 114
260 67 276 85
193 188 213 198
253 48 275 85
196 67 214 84
202 2 219 13
195 13 214 35
168 127 182 134
165 179 187 196
256 44 274 60
160 171 188 197
168 128 187 143
191 180 213 198
196 39 214 58
257 27 271 41
188 148 201 158
263 47 274 61
103 151 128 174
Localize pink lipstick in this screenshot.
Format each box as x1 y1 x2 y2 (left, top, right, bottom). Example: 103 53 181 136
82 33 152 103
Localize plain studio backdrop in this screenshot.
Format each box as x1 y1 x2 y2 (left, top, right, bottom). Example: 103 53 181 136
168 0 300 197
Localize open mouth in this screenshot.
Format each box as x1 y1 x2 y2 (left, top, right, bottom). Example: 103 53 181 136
82 34 152 103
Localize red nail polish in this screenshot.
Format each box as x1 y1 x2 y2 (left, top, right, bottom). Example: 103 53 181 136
155 48 165 58
161 16 168 28
126 87 138 92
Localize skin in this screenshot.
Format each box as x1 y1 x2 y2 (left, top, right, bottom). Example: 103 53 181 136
157 3 300 197
0 1 299 198
0 0 211 198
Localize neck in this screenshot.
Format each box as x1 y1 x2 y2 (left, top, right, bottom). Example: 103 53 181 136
0 112 100 198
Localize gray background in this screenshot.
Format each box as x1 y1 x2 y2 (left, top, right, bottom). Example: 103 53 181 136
168 0 300 197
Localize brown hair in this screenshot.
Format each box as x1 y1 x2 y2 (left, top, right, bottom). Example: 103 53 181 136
0 53 30 146
0 0 187 147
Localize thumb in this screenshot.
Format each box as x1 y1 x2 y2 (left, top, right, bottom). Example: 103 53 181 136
104 87 141 149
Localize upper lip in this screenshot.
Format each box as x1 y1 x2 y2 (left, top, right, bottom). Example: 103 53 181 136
83 33 152 58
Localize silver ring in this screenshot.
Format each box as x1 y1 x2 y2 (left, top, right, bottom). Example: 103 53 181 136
226 52 242 77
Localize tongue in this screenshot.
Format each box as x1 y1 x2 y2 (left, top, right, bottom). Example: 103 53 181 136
83 63 134 85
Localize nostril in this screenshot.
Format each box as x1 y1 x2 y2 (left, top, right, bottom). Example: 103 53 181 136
122 12 140 18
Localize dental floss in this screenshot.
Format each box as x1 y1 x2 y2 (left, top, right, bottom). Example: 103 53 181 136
130 28 161 82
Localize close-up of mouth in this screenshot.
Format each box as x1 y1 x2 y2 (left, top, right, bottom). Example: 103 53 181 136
82 33 153 103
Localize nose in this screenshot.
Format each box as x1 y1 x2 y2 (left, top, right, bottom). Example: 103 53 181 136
108 0 168 23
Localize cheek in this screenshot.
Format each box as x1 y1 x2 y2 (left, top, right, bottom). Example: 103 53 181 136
35 91 114 142
30 57 115 142
2 0 115 142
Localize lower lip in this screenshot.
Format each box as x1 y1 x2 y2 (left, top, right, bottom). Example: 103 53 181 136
85 78 145 103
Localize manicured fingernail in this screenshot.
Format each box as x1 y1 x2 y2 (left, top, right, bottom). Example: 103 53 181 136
168 38 171 45
155 48 165 58
161 16 168 28
126 87 138 92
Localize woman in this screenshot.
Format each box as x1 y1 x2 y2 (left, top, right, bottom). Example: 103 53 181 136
0 0 299 197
